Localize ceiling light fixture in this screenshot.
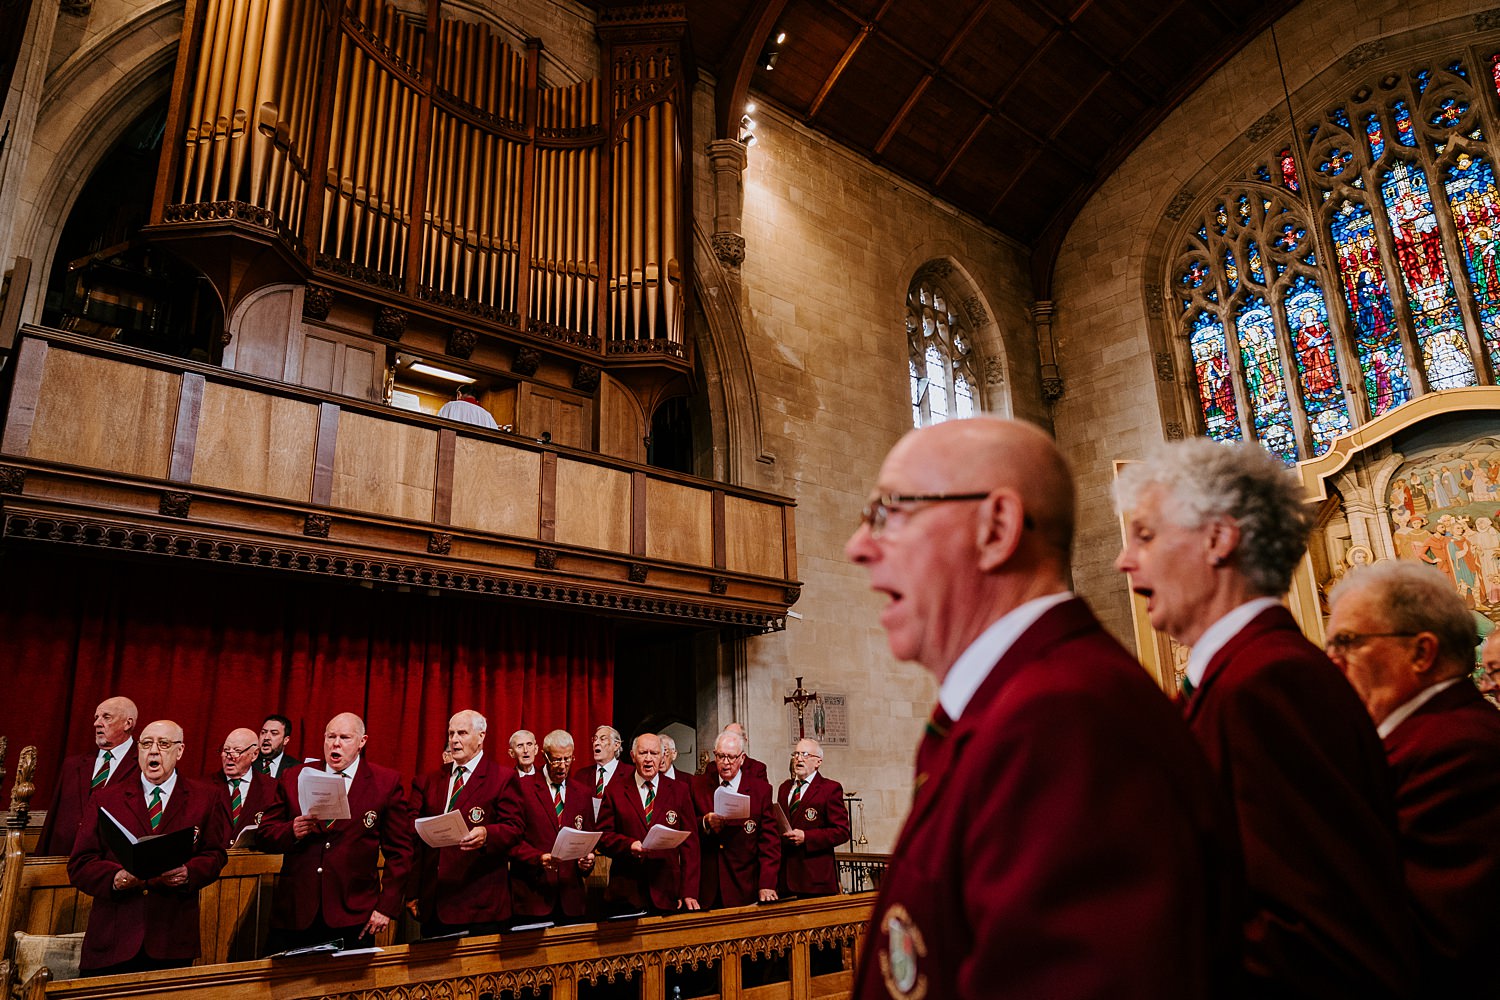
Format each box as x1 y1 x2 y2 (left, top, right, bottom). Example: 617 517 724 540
409 361 476 384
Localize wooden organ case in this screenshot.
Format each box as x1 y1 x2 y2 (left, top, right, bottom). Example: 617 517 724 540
145 0 694 455
0 1 798 633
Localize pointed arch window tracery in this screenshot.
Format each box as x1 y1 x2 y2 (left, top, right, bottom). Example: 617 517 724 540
1172 50 1500 463
907 270 981 427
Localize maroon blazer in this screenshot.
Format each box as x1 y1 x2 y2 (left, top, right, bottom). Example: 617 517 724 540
1383 679 1500 995
511 773 596 919
853 598 1242 1000
596 772 699 911
408 753 525 926
775 772 849 896
1184 605 1416 999
741 756 769 783
38 748 142 857
691 773 781 907
68 776 230 970
259 759 415 930
214 769 279 838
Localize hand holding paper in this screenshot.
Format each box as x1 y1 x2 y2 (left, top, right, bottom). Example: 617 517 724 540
415 810 469 848
550 827 602 861
713 786 751 820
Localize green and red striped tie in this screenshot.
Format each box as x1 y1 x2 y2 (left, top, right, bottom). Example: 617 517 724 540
91 750 112 790
553 783 565 820
791 779 805 806
447 766 466 811
643 781 655 825
147 786 163 830
229 778 243 823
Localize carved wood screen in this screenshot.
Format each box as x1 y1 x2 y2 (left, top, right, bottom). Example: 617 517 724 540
154 0 688 358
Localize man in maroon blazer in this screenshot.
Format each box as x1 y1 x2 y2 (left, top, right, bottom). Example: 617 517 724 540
407 709 525 937
68 720 230 975
214 727 277 840
1117 438 1416 999
511 729 597 923
588 725 631 819
1328 560 1500 995
259 712 415 952
596 732 699 914
847 419 1241 1000
38 696 141 856
692 729 781 908
776 738 849 897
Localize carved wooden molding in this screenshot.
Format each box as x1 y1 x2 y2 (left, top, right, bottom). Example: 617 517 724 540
0 466 25 495
513 347 541 377
628 562 648 583
303 514 331 538
710 576 728 595
1 512 789 631
573 363 601 394
302 285 335 320
374 306 408 341
159 492 192 518
428 532 452 555
446 327 478 359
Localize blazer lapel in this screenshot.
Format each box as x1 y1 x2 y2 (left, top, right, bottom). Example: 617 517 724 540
1183 605 1289 724
120 782 152 836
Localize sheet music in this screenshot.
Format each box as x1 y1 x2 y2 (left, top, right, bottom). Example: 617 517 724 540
415 810 468 848
297 769 352 820
713 786 751 820
641 823 690 851
550 826 602 861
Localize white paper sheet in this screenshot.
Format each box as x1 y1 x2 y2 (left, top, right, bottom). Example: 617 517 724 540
713 786 751 820
298 769 352 820
770 803 793 835
641 823 691 851
231 823 260 848
415 810 469 848
550 826 602 860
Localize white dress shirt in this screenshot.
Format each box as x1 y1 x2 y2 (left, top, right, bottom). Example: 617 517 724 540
940 592 1074 720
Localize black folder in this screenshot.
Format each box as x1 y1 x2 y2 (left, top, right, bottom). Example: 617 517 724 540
97 807 195 880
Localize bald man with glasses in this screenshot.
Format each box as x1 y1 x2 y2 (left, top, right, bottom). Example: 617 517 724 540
215 727 277 839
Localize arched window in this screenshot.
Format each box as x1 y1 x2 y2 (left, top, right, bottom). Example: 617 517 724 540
907 268 981 427
1172 54 1500 462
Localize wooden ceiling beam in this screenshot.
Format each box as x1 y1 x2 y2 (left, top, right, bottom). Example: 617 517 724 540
714 0 792 140
874 0 992 155
809 0 894 120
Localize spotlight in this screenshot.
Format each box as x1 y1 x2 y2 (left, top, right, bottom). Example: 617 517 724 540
738 113 757 147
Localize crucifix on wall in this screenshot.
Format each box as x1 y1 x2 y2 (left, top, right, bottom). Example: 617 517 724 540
784 676 819 739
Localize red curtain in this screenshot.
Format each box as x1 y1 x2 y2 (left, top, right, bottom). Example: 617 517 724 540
0 546 614 805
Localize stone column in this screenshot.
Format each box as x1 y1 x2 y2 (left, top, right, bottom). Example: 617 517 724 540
707 138 748 270
1033 299 1063 402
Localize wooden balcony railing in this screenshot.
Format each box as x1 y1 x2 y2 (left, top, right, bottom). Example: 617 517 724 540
0 327 799 630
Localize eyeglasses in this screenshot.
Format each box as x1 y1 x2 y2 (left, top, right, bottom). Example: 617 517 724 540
713 752 744 762
791 751 822 760
858 491 1034 539
138 739 180 751
220 745 256 757
1324 631 1418 656
545 754 574 765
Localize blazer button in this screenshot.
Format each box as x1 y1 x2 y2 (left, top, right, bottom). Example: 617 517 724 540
325 843 331 849
316 867 323 873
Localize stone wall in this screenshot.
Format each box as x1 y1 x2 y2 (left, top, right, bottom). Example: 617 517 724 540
695 97 1041 851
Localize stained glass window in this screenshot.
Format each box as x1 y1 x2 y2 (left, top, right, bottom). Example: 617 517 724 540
906 272 980 428
1170 55 1500 465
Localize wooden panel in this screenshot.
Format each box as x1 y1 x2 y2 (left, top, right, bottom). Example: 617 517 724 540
28 350 177 480
596 374 646 462
724 496 786 578
225 287 294 379
449 438 541 537
338 341 379 401
520 384 589 450
331 411 438 520
192 383 319 501
2 335 48 456
298 334 338 391
645 478 713 566
168 373 205 482
554 458 630 552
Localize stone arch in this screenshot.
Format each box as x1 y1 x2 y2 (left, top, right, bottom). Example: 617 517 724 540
15 3 179 323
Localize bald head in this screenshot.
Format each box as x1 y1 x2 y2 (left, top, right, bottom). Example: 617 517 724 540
221 727 260 778
846 417 1076 678
323 712 367 772
138 720 184 785
94 696 138 749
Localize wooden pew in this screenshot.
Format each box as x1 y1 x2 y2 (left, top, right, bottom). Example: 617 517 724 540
34 894 872 1000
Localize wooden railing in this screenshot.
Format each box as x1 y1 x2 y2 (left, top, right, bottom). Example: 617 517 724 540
0 327 799 630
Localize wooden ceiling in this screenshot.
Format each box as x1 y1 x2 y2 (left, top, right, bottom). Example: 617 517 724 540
601 0 1302 295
